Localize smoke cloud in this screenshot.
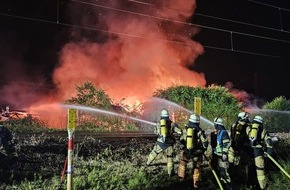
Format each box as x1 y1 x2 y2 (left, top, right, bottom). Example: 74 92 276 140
0 0 207 127
53 0 206 105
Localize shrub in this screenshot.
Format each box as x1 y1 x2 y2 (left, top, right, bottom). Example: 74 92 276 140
153 85 242 129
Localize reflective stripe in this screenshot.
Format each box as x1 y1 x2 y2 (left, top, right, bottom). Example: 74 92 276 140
223 139 230 143
193 174 199 179
258 175 265 180
179 165 185 170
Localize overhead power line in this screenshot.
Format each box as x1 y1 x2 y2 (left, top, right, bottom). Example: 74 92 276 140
125 0 290 34
71 0 290 44
247 0 290 11
0 0 290 60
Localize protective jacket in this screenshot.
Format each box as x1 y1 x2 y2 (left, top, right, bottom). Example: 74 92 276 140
178 120 208 188
246 121 273 189
214 126 231 156
246 121 273 154
230 119 250 148
180 122 208 156
155 117 182 145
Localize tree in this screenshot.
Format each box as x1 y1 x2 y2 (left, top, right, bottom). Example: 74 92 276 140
66 82 112 109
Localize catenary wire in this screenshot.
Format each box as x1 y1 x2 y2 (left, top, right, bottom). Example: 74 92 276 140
0 13 189 44
126 0 290 34
247 0 290 11
71 0 290 44
1 12 289 61
1 2 290 60
202 45 286 59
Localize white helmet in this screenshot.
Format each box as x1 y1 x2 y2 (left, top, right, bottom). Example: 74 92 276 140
189 113 200 123
238 112 249 120
214 117 224 126
161 109 169 117
253 115 263 124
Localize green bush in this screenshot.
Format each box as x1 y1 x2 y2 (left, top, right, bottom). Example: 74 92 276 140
1 114 52 133
153 85 242 129
261 96 290 132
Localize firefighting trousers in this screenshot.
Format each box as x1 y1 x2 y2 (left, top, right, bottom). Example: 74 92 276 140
253 147 267 189
217 157 231 189
146 143 174 175
228 146 250 186
178 151 202 188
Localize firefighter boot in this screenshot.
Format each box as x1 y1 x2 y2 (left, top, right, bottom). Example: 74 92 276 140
178 155 188 180
193 168 200 189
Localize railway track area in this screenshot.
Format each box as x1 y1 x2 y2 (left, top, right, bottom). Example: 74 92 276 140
13 130 287 143
14 131 158 143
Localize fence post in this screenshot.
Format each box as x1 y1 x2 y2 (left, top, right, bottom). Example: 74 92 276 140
67 109 76 190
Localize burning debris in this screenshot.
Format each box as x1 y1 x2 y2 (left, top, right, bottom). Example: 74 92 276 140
0 106 28 122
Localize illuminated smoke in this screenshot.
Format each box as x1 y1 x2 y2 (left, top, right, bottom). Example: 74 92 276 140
53 0 206 105
225 82 251 107
0 0 207 127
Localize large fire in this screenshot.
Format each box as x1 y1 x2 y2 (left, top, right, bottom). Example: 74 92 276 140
0 0 207 127
53 0 205 104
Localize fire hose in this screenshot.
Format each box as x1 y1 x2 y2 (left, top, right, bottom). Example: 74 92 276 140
264 152 290 179
204 154 224 190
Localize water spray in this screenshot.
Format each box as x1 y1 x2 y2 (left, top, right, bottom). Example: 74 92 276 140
247 108 290 115
60 104 157 126
149 97 214 126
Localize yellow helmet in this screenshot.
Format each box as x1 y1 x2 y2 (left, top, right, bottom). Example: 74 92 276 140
214 117 224 126
253 115 263 123
161 109 169 117
189 113 200 123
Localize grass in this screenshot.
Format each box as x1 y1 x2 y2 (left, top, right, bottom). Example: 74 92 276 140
0 120 289 190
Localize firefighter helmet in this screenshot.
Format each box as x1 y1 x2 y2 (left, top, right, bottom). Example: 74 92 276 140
214 117 224 126
253 115 263 124
161 109 169 117
189 113 200 123
238 111 249 120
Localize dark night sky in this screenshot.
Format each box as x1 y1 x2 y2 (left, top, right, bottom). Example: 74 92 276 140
193 0 290 102
0 0 290 107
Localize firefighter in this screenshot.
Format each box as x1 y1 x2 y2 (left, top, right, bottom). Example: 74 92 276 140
229 111 251 164
246 115 273 189
146 109 182 176
177 113 208 189
228 111 251 185
212 117 232 190
210 127 219 172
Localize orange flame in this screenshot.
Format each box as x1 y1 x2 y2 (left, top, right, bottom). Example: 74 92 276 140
53 0 205 106
1 0 208 127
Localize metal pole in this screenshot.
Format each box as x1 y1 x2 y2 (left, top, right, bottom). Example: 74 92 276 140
264 152 290 179
67 109 76 190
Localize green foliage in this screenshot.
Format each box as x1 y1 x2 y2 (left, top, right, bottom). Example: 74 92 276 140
17 175 60 190
1 115 50 133
65 82 139 131
261 96 290 132
263 96 290 110
66 82 112 109
153 85 242 128
1 134 290 190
